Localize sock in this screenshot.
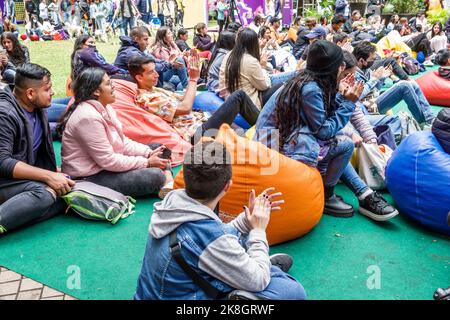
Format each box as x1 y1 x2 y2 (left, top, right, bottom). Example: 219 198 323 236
358 189 374 201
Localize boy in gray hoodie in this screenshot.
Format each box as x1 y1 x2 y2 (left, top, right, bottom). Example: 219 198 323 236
134 141 306 300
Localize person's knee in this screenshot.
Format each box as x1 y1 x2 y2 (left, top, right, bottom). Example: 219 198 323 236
338 136 355 155
232 90 247 100
143 168 166 190
383 57 395 65
27 182 57 202
2 69 16 84
395 80 412 94
288 281 307 300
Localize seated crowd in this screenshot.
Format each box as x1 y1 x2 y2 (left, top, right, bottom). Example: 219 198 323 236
1 8 450 300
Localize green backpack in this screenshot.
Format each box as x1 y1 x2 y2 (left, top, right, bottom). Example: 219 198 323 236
62 181 136 224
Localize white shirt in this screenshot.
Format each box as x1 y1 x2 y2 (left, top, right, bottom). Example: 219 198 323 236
39 2 48 18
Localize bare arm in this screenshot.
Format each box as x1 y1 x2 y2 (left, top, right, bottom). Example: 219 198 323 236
176 50 201 115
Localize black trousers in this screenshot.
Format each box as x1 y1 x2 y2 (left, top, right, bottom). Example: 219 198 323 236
192 90 260 144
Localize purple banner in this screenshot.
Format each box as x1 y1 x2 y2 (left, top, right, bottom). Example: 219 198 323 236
233 0 265 26
282 0 293 26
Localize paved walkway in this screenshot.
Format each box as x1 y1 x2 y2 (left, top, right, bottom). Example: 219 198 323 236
0 266 77 300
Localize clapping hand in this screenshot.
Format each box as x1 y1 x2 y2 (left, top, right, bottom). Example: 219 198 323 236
247 188 284 214
339 74 355 94
343 80 364 103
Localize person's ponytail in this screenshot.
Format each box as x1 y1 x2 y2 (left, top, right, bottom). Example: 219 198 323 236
57 68 106 137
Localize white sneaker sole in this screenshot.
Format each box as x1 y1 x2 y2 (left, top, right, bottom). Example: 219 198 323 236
359 207 399 222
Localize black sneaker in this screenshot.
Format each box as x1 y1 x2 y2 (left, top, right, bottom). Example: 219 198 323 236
359 192 399 222
270 253 293 273
324 194 354 218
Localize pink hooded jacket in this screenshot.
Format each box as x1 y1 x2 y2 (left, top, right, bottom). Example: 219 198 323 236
61 99 151 178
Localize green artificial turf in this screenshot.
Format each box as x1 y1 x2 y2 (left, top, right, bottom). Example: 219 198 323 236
1 134 449 300
0 65 448 300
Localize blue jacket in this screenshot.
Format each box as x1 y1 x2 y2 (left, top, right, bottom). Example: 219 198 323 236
255 82 356 167
135 189 272 300
114 36 171 74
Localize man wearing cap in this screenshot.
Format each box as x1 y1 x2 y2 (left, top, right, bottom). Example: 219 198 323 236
296 26 327 70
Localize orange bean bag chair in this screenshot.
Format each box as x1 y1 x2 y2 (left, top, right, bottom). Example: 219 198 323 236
109 79 192 166
416 71 450 107
174 124 324 245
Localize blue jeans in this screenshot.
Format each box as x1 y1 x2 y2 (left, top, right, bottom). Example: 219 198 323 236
366 114 402 137
2 69 16 85
47 97 71 139
377 80 434 124
63 12 71 23
164 66 188 90
340 163 369 196
26 28 43 38
0 181 66 233
269 71 297 86
254 266 307 300
121 16 134 36
318 136 355 190
141 12 152 24
47 97 71 122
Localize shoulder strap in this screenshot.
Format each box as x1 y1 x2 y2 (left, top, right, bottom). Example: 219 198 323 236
169 230 224 299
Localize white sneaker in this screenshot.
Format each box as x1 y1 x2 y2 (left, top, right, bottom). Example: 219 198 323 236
158 181 173 200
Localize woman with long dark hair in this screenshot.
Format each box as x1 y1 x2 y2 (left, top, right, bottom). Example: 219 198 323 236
427 22 448 53
59 68 174 198
25 14 43 39
255 41 394 220
0 32 30 84
151 26 188 90
218 28 296 109
259 25 298 72
206 31 235 93
70 34 127 81
1 32 29 66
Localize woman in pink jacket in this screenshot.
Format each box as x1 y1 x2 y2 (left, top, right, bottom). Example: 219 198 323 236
151 26 189 90
59 68 173 198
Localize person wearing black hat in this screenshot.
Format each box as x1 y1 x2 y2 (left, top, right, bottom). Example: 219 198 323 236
295 26 327 70
256 40 368 217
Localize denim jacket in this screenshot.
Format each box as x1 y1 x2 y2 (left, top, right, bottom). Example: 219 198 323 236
255 81 356 167
134 189 271 300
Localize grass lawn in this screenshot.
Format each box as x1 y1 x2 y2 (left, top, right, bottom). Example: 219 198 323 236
26 39 121 98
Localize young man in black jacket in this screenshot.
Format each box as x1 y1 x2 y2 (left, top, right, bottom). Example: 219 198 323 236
0 64 75 234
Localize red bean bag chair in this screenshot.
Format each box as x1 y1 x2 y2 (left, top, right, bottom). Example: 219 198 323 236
30 34 39 41
20 34 27 41
110 79 192 166
416 71 450 107
174 124 324 245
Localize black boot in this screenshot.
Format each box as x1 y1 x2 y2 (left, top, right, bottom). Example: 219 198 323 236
324 187 354 218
